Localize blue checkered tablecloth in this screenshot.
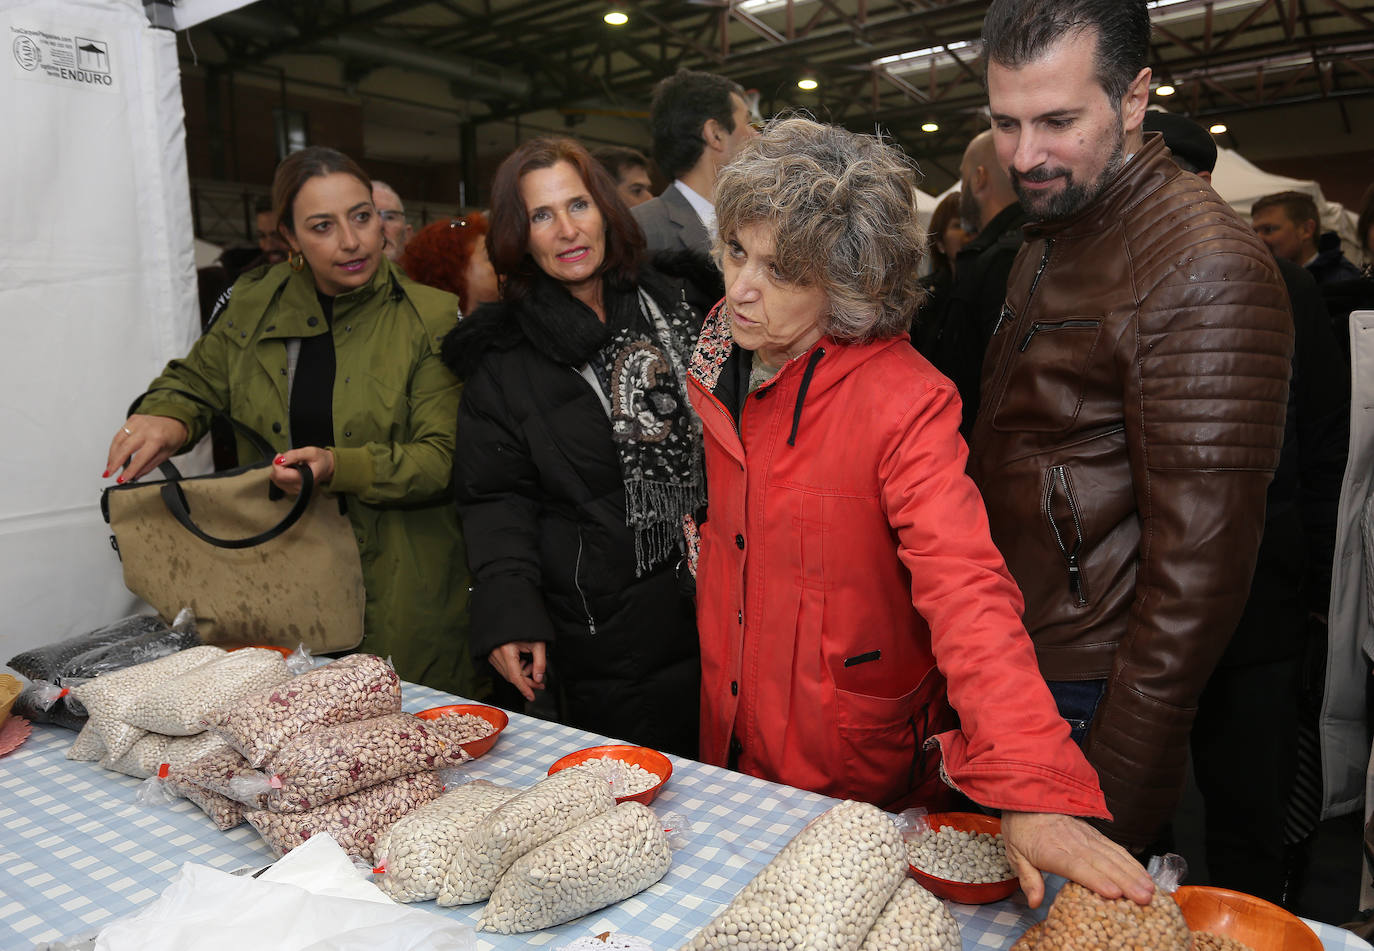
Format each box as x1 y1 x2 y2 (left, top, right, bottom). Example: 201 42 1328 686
1 681 1367 951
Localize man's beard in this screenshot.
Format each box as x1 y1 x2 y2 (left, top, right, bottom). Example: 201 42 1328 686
1013 132 1125 222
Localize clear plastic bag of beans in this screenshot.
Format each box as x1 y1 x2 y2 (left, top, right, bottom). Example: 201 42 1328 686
202 654 401 767
437 767 617 907
1012 854 1190 951
168 741 266 809
478 802 676 934
61 611 200 686
681 800 908 951
244 771 444 863
121 648 291 736
373 779 520 903
858 878 960 951
69 645 226 762
6 614 168 682
228 712 472 813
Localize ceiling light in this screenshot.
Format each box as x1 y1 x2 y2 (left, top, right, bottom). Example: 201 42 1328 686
874 40 974 76
921 121 939 133
1209 123 1228 134
797 76 818 91
603 9 628 25
1155 83 1176 96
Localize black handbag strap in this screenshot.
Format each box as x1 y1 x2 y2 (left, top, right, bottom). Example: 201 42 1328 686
157 462 316 550
130 387 278 464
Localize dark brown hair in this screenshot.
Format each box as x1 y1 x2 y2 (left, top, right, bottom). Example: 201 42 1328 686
271 146 373 236
927 191 963 278
486 136 644 302
1252 190 1320 230
401 213 490 314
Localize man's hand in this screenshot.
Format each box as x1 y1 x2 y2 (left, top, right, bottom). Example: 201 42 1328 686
1001 811 1155 908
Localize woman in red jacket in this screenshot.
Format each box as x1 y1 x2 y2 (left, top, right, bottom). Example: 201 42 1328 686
688 117 1152 907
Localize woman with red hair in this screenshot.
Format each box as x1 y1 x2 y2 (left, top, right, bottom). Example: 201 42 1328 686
440 137 710 755
401 212 500 314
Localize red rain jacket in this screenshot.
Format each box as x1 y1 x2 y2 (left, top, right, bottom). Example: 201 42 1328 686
687 306 1110 818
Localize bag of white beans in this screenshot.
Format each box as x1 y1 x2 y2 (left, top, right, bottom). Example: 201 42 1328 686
244 770 444 863
437 767 617 906
858 878 960 951
121 648 291 736
679 800 908 951
104 730 229 780
69 645 226 762
228 712 472 813
479 801 676 934
373 779 520 903
202 653 401 767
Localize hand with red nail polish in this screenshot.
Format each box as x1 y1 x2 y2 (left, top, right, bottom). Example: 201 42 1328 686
104 414 188 483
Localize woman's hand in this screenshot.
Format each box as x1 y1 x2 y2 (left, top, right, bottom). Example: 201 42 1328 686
270 447 335 494
488 642 547 702
104 415 189 482
1001 811 1155 908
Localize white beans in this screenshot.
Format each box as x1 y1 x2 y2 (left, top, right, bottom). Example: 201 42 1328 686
479 802 672 934
437 768 616 906
429 712 496 744
69 646 226 762
203 654 401 767
906 827 1013 884
375 780 519 903
244 771 443 863
680 800 908 951
259 713 471 813
562 756 662 798
858 878 960 951
122 648 290 736
102 731 228 781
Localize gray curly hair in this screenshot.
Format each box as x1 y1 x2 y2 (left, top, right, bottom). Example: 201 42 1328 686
714 117 927 342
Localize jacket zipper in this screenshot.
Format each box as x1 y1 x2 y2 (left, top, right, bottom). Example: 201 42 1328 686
1043 464 1088 606
986 238 1055 413
573 530 596 635
1018 318 1101 352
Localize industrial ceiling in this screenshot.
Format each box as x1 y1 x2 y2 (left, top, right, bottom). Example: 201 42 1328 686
182 0 1374 193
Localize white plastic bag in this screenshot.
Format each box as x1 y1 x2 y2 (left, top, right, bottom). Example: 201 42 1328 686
93 834 475 951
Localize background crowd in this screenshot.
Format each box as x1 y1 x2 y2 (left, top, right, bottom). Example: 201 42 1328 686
111 0 1374 927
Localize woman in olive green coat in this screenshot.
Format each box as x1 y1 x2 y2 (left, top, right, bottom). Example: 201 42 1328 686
104 147 481 698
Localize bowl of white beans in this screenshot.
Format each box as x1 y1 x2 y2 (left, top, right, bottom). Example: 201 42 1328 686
413 703 508 758
546 744 672 805
903 812 1018 904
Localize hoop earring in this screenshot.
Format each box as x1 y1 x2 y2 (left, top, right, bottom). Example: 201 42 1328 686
288 250 305 272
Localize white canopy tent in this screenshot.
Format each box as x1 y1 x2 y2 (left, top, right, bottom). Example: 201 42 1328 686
0 0 246 663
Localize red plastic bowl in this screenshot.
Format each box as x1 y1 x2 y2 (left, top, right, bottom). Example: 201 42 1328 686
228 645 295 657
547 744 672 805
1175 885 1322 951
413 703 509 759
905 811 1018 904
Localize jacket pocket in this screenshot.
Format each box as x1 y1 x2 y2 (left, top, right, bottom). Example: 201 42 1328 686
1042 464 1089 607
834 665 948 807
992 318 1103 433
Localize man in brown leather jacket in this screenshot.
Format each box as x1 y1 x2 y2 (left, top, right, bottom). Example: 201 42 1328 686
968 0 1293 852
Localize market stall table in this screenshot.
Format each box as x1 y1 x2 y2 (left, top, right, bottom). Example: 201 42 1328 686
1 681 1367 951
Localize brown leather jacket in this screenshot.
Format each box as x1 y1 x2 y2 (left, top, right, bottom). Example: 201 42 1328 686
967 134 1293 848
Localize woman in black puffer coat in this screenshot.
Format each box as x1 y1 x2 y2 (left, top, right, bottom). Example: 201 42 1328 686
441 137 717 758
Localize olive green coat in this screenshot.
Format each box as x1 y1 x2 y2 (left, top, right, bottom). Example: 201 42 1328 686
134 258 481 698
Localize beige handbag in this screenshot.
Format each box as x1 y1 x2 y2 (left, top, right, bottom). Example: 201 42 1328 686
101 398 365 653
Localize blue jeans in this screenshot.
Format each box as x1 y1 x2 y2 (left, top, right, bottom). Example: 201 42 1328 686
1045 679 1107 747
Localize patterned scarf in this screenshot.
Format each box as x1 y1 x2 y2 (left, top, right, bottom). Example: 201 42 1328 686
589 281 706 576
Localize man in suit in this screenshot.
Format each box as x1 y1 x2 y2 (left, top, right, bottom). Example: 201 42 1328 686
633 69 756 257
